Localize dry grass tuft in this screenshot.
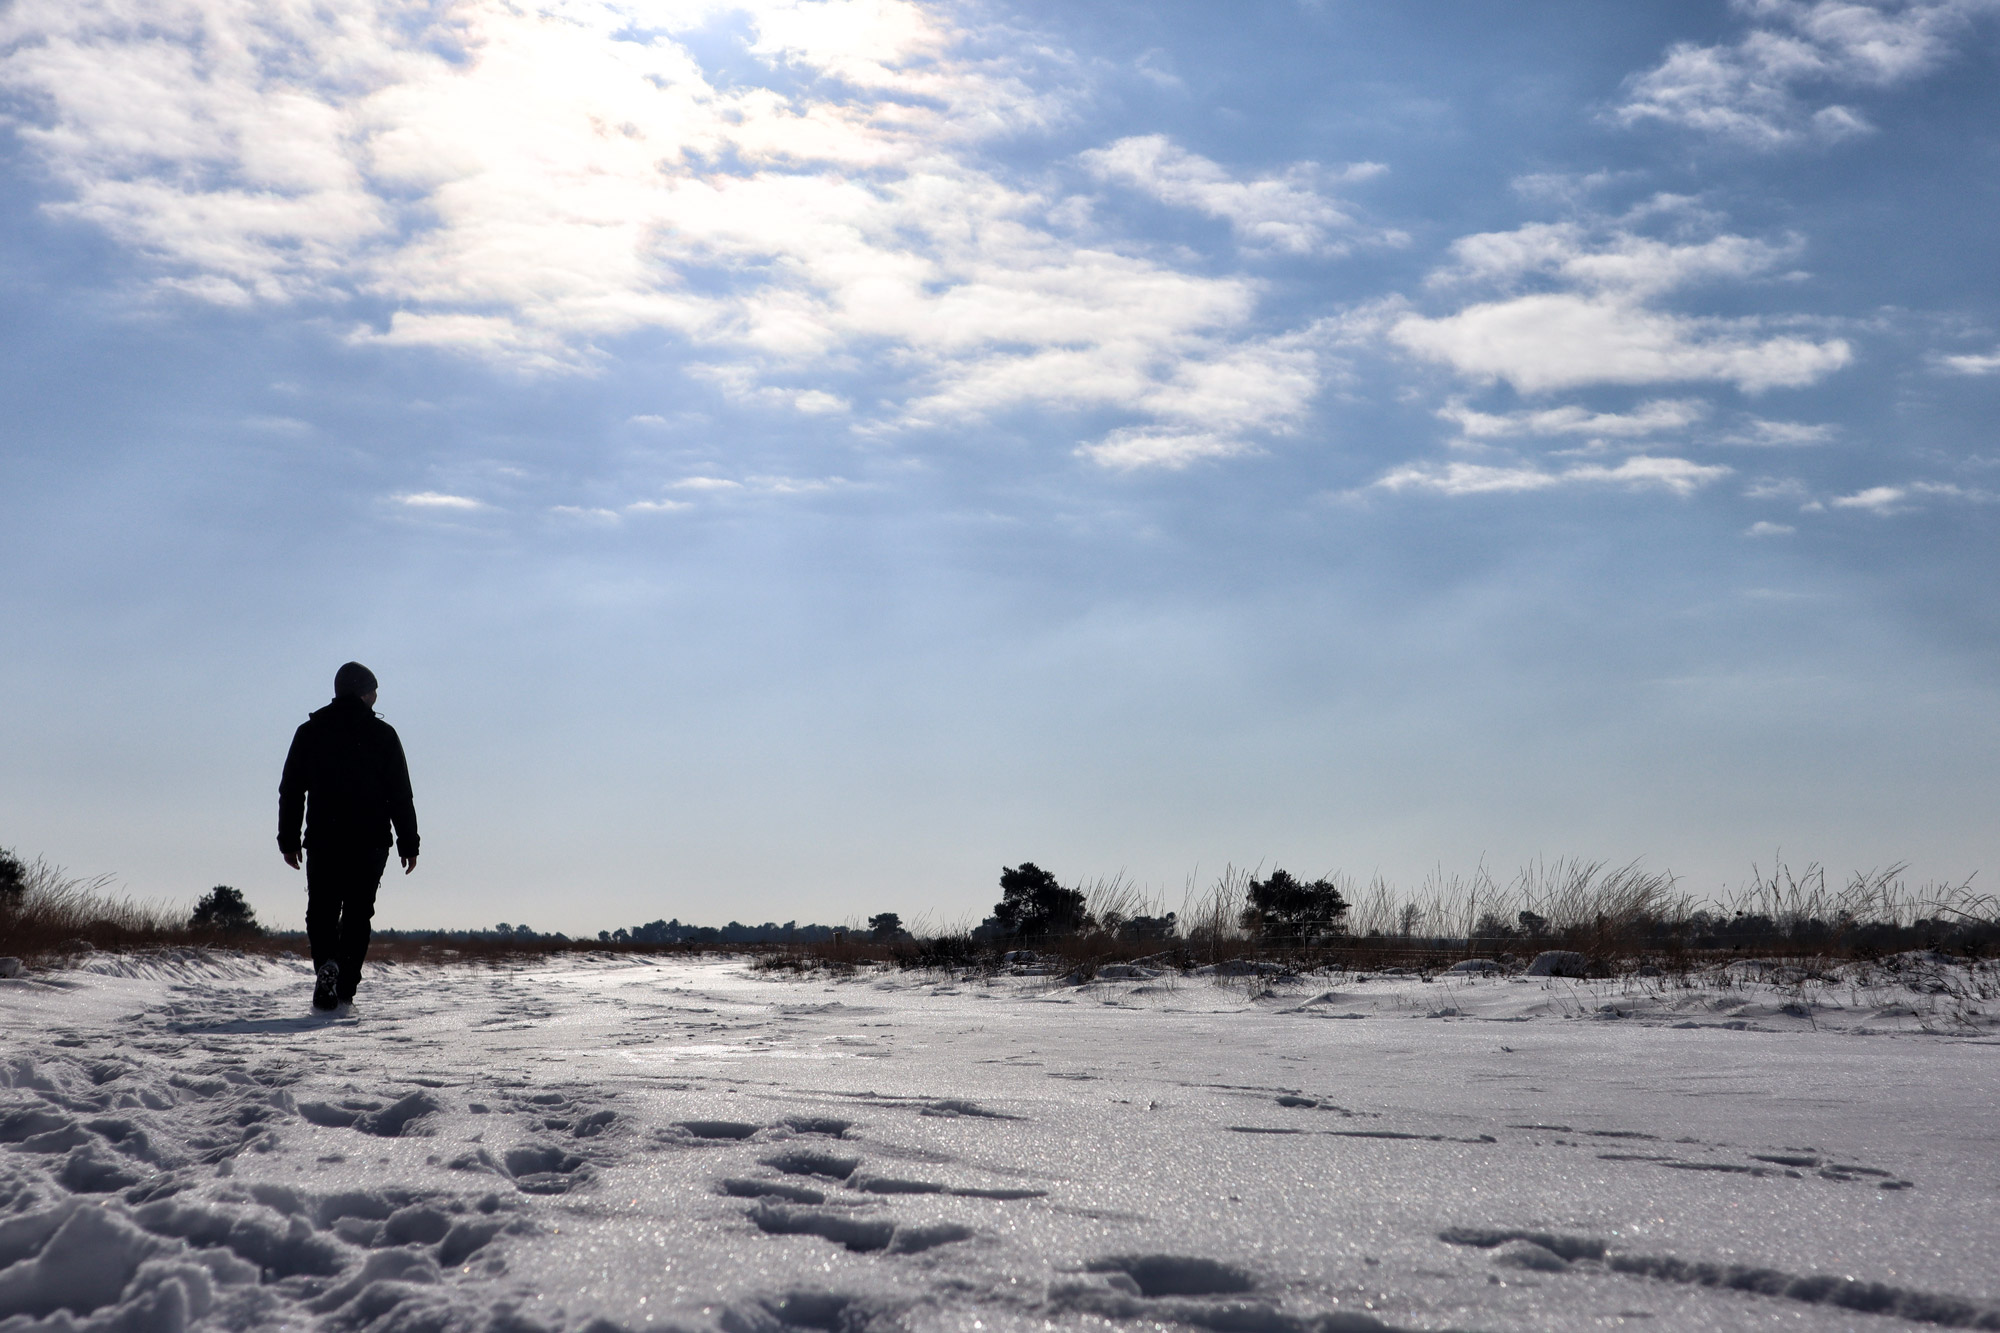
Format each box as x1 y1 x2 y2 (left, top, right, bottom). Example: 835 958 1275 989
0 858 197 960
758 858 2000 979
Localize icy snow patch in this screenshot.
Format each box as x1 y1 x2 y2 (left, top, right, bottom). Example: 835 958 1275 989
1 950 1997 1333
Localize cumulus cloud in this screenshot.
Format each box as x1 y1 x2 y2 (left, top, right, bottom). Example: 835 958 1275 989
1367 455 1732 498
1080 134 1393 255
1722 417 1835 445
1745 519 1797 536
1435 398 1833 452
1438 397 1709 441
1426 222 1791 296
1830 480 1994 511
1615 0 1999 147
1078 428 1250 470
394 491 485 509
1939 347 2000 374
632 473 846 505
1386 220 1851 394
0 0 1326 468
1830 483 1910 512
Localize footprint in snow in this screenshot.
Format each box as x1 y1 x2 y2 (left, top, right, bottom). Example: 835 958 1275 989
674 1119 761 1141
762 1149 861 1180
296 1090 442 1138
447 1142 591 1194
1440 1227 1996 1324
1085 1254 1257 1297
747 1203 973 1255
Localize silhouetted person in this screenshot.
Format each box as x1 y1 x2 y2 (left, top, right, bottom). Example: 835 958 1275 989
279 662 419 1013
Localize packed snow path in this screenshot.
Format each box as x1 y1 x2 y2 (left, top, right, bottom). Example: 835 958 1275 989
3 954 1998 1332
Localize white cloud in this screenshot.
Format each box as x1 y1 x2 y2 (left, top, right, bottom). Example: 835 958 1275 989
1392 294 1848 394
551 505 620 521
1745 520 1797 536
1435 399 1834 452
0 0 1325 469
746 474 851 494
1438 397 1708 441
1080 134 1392 256
1132 49 1183 91
1078 428 1250 470
1722 417 1834 446
1939 347 2000 374
1615 0 1999 147
1830 484 1909 512
241 415 312 434
626 498 693 513
1830 479 1996 512
1387 221 1851 394
393 491 485 509
1428 222 1791 297
1368 455 1731 498
1508 169 1634 206
646 473 847 498
790 390 850 415
1744 475 1812 500
1919 481 1997 501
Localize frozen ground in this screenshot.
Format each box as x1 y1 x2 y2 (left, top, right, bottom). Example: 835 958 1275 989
2 952 1998 1333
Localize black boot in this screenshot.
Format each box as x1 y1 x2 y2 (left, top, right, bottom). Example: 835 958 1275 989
312 960 340 1011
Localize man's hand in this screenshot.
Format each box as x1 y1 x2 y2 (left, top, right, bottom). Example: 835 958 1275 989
401 854 418 875
283 850 301 870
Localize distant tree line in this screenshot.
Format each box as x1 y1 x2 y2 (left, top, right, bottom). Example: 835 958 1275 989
597 918 839 945
962 861 1345 946
371 920 841 945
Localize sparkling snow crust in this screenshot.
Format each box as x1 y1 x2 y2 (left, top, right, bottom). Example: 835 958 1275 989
2 954 1997 1332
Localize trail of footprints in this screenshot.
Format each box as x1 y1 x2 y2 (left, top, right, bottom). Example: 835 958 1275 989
1223 1089 1917 1190
0 974 1967 1333
3 1040 1382 1333
0 1049 542 1333
668 1106 1043 1255
0 1029 1070 1333
1442 1227 2000 1329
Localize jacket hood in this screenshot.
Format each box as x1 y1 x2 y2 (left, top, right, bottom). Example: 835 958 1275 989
309 696 377 722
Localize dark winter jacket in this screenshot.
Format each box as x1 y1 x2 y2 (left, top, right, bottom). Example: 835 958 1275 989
278 696 420 859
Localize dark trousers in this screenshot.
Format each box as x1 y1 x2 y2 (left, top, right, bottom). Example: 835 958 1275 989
305 844 389 999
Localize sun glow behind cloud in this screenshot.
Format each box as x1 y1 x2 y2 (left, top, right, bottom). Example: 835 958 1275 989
4 0 1999 927
0 0 1982 513
0 0 1348 468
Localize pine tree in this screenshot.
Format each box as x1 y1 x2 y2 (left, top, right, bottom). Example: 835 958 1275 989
991 863 1090 938
1238 869 1348 944
190 885 261 934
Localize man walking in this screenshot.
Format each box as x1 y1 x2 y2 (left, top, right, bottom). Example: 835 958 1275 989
278 662 420 1013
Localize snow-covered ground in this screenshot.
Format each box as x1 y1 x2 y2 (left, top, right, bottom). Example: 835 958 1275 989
3 952 1998 1332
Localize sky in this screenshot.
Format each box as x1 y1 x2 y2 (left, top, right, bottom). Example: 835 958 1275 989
3 0 1998 934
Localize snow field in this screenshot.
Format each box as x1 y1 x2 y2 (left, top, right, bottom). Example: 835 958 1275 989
1 954 1997 1332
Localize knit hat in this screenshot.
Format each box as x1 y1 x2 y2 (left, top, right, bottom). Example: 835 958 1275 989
333 661 378 698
